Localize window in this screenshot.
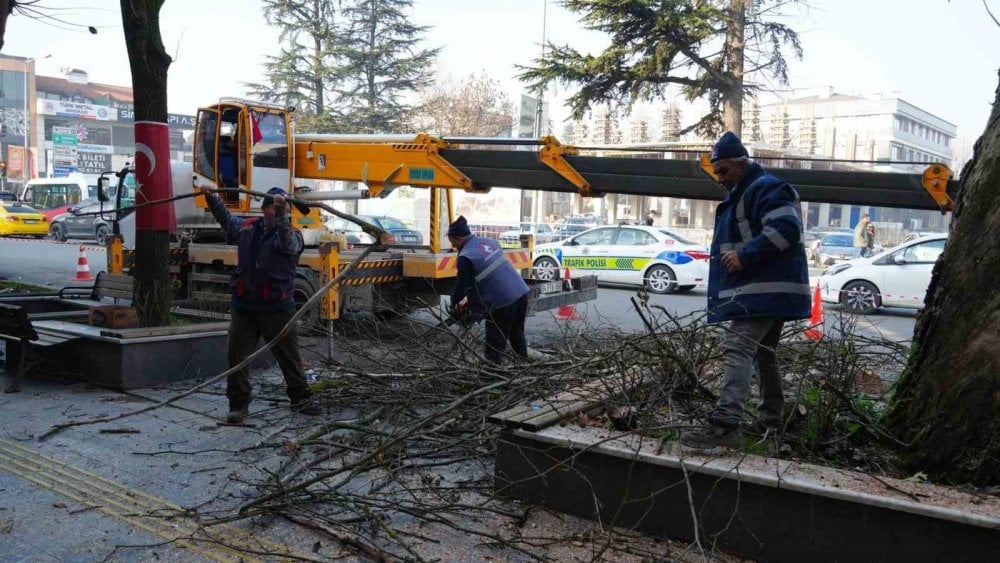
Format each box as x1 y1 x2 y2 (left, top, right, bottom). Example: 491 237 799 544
193 109 218 180
615 228 656 246
901 239 945 263
252 110 288 169
371 216 408 230
573 227 617 246
537 224 552 233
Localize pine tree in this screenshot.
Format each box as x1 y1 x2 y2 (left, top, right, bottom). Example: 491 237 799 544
245 0 344 133
337 0 439 133
518 0 802 137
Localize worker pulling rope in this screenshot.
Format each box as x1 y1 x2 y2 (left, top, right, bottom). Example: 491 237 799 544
40 186 390 439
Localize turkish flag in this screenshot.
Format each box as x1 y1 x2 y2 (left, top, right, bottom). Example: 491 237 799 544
134 121 176 232
250 110 263 145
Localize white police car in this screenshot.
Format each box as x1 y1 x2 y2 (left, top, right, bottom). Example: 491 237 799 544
532 225 709 294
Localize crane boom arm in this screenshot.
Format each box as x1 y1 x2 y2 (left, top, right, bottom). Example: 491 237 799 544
292 135 957 212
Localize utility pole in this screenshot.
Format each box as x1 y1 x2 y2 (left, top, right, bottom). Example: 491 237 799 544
531 0 548 225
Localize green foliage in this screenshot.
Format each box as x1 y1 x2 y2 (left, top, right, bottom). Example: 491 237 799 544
0 281 50 293
247 0 438 134
741 435 770 456
245 0 343 132
518 0 803 136
337 0 440 133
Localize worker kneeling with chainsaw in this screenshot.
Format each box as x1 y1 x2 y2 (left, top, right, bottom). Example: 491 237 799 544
447 216 530 365
199 186 321 423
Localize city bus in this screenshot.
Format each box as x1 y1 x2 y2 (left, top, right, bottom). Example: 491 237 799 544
20 178 87 220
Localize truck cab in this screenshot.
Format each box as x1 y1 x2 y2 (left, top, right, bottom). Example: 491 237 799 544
191 100 319 231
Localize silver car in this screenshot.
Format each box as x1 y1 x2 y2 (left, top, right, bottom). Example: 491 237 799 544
499 223 559 248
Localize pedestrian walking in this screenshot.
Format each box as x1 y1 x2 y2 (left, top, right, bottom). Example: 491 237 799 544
447 215 530 364
644 209 658 226
854 213 872 257
680 132 810 450
200 186 320 423
866 222 877 255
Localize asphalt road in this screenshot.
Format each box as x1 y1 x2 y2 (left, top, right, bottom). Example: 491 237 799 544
0 238 917 343
0 237 107 288
525 283 918 344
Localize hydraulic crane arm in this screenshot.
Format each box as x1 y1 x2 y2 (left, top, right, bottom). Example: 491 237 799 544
192 101 958 215
294 134 958 212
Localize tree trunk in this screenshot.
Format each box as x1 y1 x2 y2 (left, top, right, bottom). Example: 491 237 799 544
0 0 12 51
885 72 1000 486
120 0 173 327
722 0 745 134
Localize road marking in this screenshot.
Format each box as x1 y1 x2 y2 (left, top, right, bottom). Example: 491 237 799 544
0 437 318 562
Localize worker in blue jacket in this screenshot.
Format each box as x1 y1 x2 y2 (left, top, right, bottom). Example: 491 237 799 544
681 132 810 450
447 215 531 364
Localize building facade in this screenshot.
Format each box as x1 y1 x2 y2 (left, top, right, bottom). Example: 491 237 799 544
0 55 38 193
752 89 957 233
0 54 196 193
34 68 195 186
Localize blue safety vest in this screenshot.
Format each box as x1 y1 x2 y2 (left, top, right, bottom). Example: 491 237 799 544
707 164 811 323
459 236 529 311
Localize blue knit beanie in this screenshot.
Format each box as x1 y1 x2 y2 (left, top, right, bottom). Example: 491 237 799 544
710 131 749 162
261 187 289 207
447 215 472 237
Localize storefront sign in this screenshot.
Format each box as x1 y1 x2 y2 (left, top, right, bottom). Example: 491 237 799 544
52 126 78 177
117 108 196 127
39 99 116 121
6 146 24 179
77 152 112 175
76 143 114 154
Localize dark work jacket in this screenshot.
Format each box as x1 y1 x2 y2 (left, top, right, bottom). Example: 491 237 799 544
451 236 529 313
707 163 811 323
207 194 303 312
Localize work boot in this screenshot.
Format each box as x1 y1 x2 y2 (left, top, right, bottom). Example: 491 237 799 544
226 407 250 424
740 418 783 437
290 397 322 416
680 423 742 451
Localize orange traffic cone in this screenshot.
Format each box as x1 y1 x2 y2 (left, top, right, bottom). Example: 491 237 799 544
803 282 823 341
563 266 571 280
555 305 583 320
73 244 93 282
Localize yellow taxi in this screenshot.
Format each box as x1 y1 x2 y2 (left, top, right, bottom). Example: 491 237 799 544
0 202 49 238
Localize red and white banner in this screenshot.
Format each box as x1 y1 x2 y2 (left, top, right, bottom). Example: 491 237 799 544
134 121 176 231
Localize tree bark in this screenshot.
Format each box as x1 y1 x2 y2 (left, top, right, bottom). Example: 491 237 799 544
120 0 173 327
722 0 745 134
885 71 1000 486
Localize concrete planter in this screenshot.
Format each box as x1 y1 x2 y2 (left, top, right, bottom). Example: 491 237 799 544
493 409 1000 562
31 319 229 389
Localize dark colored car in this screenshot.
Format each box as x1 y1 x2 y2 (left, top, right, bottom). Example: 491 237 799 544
0 191 16 202
49 198 123 244
325 215 423 245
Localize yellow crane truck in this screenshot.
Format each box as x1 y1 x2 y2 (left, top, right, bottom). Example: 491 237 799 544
104 98 957 328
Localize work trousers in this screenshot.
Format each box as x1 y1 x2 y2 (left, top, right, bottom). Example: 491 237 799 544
483 294 529 365
709 318 785 428
226 308 311 410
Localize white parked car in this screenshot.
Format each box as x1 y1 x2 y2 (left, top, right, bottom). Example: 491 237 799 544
819 234 947 314
532 225 709 294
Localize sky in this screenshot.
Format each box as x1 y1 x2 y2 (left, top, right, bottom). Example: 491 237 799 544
3 0 998 142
